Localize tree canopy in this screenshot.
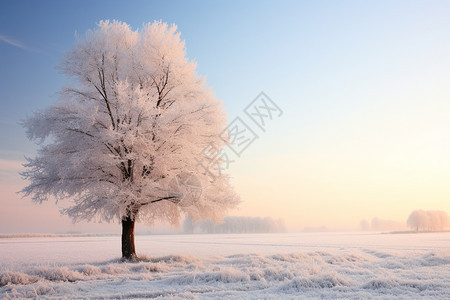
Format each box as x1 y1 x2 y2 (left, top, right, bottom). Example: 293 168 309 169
21 20 239 235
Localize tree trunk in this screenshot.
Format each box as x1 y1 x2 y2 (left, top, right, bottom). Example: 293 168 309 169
122 216 136 259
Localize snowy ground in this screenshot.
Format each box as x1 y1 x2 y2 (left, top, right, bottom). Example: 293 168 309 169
1 232 449 299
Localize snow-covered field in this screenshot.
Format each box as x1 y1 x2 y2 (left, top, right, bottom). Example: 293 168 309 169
1 232 449 299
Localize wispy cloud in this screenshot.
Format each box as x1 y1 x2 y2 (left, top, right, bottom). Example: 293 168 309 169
0 33 41 53
0 158 25 173
0 158 25 183
0 34 27 49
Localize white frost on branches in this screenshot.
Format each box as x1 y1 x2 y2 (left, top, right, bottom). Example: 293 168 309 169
21 20 239 225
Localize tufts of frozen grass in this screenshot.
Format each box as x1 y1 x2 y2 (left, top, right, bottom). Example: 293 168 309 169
2 249 450 299
0 272 39 286
279 273 352 291
1 233 450 298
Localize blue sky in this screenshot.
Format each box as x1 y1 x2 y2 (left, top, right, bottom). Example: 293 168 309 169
1 0 449 157
1 0 450 232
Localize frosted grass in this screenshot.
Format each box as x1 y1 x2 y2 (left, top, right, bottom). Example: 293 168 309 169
1 232 449 299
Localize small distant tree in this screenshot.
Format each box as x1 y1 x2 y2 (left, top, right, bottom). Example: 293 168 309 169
21 20 239 259
407 210 422 232
436 211 449 230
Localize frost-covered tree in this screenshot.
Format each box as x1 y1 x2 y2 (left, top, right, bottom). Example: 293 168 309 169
407 210 449 232
21 20 239 259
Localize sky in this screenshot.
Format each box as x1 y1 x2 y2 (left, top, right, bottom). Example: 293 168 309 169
1 0 450 233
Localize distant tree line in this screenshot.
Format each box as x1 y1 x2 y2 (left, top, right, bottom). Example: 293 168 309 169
183 216 286 234
359 218 406 231
407 210 449 232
